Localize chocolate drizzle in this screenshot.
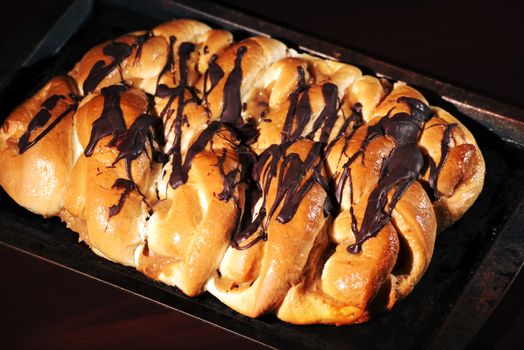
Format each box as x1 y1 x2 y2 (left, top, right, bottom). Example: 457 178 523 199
112 113 158 183
154 40 197 189
279 71 346 146
202 54 225 104
83 42 132 94
32 29 444 257
83 84 156 218
427 123 458 200
157 36 177 84
281 66 309 143
108 178 135 219
231 141 329 250
133 31 152 64
220 46 247 127
18 94 77 153
216 148 241 202
170 121 234 190
307 83 339 143
325 102 363 157
84 85 128 156
157 42 248 194
343 97 433 253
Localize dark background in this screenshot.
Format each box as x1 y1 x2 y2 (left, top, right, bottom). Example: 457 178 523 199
0 0 523 348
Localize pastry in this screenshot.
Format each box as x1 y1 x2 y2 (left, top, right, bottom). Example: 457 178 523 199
0 18 485 325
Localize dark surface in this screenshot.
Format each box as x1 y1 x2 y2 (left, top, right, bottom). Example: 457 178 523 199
0 0 523 349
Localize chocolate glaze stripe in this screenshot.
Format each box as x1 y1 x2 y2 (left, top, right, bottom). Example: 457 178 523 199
83 33 156 95
83 85 157 218
153 39 197 190
202 54 225 105
428 123 458 200
132 31 152 64
84 85 128 156
157 36 177 88
220 46 247 128
216 147 242 202
306 83 339 143
231 143 280 250
171 121 241 191
83 42 132 95
112 113 158 186
276 142 328 223
18 94 77 154
345 97 433 253
281 66 308 143
325 102 363 158
231 140 330 250
291 85 313 140
108 178 135 219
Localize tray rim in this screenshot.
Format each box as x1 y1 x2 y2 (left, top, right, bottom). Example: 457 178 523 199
0 0 523 349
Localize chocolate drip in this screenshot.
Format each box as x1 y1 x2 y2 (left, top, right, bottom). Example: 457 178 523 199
163 44 195 188
160 44 247 191
83 42 133 94
280 74 345 146
306 83 339 143
231 141 329 250
220 46 247 127
428 123 458 200
325 102 363 157
84 85 128 156
153 39 196 190
347 143 424 253
83 84 157 216
157 36 177 85
216 148 241 202
133 31 152 62
281 66 309 143
292 90 313 139
345 97 432 253
202 54 225 104
108 178 135 219
276 142 328 223
170 121 235 190
113 113 157 183
231 144 280 249
18 94 77 153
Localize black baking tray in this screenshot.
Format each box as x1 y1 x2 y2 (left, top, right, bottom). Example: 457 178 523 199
0 1 523 349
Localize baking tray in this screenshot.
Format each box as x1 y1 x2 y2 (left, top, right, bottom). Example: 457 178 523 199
0 1 523 349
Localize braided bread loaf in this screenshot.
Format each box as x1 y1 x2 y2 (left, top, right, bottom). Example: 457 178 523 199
0 18 485 325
